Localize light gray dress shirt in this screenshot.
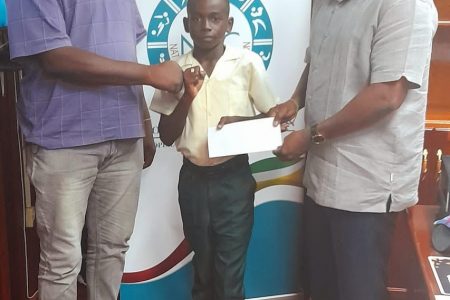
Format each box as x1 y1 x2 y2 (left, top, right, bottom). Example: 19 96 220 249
303 0 438 212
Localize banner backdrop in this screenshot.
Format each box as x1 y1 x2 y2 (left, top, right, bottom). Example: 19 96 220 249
121 1 311 299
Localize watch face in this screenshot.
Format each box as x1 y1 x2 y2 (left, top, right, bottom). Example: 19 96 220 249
311 124 325 144
312 134 325 144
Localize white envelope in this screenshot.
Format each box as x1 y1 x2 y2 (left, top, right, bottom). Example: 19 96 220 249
208 117 282 158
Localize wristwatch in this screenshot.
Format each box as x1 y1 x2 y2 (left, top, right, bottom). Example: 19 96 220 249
310 124 325 145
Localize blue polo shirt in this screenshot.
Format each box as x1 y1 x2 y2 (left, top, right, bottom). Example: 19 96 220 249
7 0 147 149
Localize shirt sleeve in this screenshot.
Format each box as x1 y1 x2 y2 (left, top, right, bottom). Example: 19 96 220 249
150 55 188 115
132 1 147 43
6 0 72 59
247 51 278 114
370 0 437 89
304 47 311 64
150 89 181 115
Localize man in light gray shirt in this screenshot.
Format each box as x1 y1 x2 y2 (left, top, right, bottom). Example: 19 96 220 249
271 0 438 299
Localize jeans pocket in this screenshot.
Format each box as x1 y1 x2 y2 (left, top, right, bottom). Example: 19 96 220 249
25 143 40 181
29 143 40 155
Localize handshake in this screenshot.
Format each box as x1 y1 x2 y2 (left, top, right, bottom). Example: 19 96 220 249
147 60 184 94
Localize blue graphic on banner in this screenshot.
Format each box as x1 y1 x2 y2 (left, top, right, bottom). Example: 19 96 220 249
121 264 193 299
147 0 273 69
120 201 303 299
0 0 7 27
244 201 303 298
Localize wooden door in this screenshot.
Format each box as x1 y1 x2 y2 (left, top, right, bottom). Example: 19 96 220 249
0 152 12 300
418 2 450 205
0 50 40 299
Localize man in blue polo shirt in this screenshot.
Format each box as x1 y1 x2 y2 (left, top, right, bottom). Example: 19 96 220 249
6 0 183 299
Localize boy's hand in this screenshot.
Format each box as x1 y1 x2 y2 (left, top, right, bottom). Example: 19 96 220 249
184 66 205 100
217 116 244 129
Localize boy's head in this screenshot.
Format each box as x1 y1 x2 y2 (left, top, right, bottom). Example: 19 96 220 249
184 0 233 51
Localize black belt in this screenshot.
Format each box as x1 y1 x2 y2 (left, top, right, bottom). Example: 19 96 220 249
182 154 249 176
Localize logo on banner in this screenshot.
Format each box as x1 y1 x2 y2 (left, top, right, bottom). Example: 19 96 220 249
147 0 273 69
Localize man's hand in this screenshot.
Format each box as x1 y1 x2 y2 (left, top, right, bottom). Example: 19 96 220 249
36 46 185 89
183 66 205 100
143 119 156 169
273 128 311 161
149 61 184 94
268 99 299 130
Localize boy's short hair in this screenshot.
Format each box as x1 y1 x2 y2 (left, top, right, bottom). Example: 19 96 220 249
186 0 230 15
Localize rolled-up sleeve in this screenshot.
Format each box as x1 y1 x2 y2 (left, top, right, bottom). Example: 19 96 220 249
370 0 437 89
132 1 147 43
7 0 72 59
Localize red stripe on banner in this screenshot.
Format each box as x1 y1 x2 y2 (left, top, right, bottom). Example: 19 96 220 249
122 239 192 283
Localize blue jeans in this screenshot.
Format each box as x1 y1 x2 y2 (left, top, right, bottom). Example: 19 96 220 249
304 196 398 300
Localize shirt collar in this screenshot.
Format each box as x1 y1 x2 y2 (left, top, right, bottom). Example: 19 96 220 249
221 46 242 61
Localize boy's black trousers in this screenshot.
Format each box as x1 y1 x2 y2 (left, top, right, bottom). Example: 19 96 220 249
178 154 256 300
